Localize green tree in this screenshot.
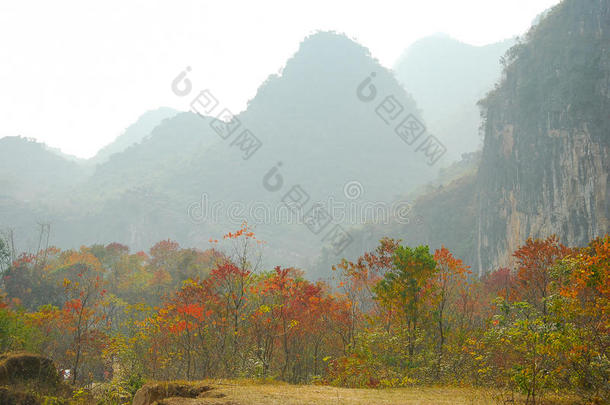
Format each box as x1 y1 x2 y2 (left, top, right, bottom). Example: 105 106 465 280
374 245 436 359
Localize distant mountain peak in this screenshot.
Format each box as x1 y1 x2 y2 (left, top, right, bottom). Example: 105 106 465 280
246 30 416 119
294 30 373 57
90 107 179 165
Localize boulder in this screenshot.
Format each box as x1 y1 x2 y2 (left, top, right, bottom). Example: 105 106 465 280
132 382 213 405
0 352 60 389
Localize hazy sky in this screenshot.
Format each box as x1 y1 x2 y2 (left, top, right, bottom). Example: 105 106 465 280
0 0 560 158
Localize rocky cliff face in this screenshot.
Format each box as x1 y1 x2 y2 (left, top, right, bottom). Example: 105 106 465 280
476 0 610 275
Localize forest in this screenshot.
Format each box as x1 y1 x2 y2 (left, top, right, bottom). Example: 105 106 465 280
0 224 607 404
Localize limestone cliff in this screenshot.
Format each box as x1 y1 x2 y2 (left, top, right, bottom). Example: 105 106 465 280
476 0 610 275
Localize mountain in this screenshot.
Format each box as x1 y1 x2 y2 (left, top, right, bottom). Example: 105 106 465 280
79 32 440 267
475 0 610 274
393 34 514 161
7 0 606 279
0 107 179 202
341 0 609 277
0 136 91 253
0 32 441 271
0 136 86 201
90 107 179 165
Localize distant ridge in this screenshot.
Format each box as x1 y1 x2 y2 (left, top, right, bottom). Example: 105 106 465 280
393 34 514 160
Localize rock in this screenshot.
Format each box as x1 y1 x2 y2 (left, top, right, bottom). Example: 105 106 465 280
132 382 213 405
0 352 60 389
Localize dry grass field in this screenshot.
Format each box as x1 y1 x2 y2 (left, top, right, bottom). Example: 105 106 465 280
144 380 577 405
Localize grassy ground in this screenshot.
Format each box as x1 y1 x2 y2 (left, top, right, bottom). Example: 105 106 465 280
157 379 577 405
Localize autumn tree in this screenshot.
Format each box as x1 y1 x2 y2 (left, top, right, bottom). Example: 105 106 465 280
59 248 109 384
3 248 62 310
333 237 399 346
550 236 609 402
432 246 471 378
154 279 214 379
513 235 570 317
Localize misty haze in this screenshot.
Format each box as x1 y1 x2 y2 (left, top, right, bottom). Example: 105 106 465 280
0 1 608 404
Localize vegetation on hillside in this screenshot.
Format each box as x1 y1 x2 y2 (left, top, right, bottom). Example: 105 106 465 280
0 223 607 404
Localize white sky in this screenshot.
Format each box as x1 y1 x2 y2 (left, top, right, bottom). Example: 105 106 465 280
0 0 560 158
